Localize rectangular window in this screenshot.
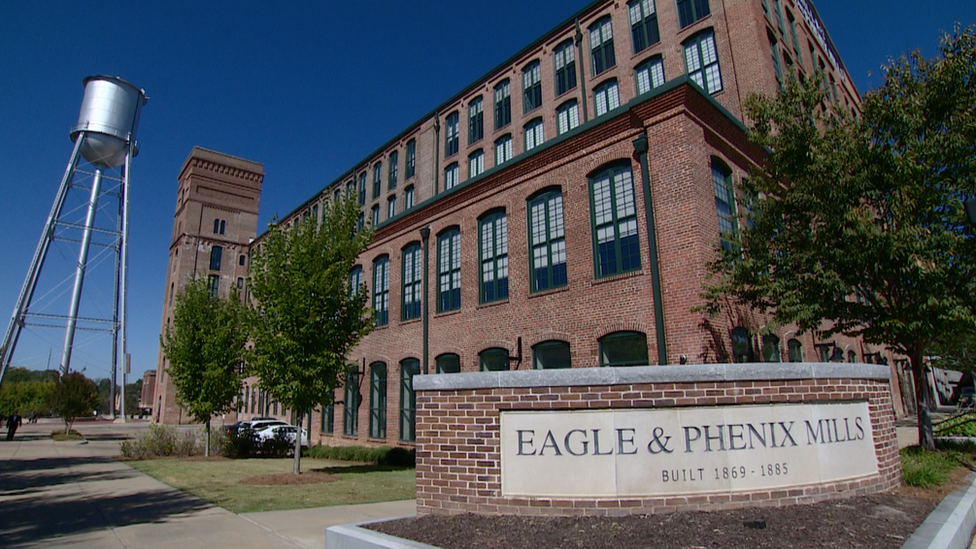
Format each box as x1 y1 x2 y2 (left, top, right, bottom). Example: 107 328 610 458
388 151 398 189
436 354 460 374
437 229 461 312
786 10 802 64
554 40 577 96
402 245 422 321
372 163 382 199
468 150 484 179
684 30 723 94
209 246 222 271
320 404 334 434
349 266 363 296
772 0 785 35
368 363 386 439
387 196 396 219
529 191 567 291
557 101 580 135
494 80 511 129
207 274 219 298
373 256 389 326
359 172 367 205
405 139 416 179
522 61 542 113
636 57 666 95
371 205 380 227
594 79 620 116
444 163 459 190
494 135 513 165
399 359 419 442
769 33 783 87
480 212 508 303
480 348 509 371
590 165 641 277
405 186 415 209
343 370 358 436
468 97 484 144
676 0 710 29
445 111 459 157
628 0 659 53
712 163 737 251
524 119 544 151
589 17 616 76
239 255 247 267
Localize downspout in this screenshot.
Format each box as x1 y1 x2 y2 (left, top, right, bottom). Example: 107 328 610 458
575 19 589 124
420 225 431 374
433 114 441 195
633 132 667 365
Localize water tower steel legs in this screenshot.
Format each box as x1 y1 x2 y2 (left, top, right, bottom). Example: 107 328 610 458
60 160 105 375
0 137 84 385
118 148 132 422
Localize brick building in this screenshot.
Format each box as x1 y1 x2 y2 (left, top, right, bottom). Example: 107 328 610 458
154 0 910 439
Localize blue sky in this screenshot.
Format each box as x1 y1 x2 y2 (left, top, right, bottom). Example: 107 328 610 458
1 1 973 383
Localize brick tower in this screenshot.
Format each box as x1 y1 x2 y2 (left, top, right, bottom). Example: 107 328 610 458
153 147 263 424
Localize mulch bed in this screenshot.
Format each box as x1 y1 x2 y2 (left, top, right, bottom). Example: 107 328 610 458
368 488 943 548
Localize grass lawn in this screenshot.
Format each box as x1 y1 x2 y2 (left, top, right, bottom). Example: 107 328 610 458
126 457 415 513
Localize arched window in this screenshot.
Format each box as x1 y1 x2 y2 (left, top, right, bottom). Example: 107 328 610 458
438 228 461 312
401 244 422 320
589 163 640 278
599 331 648 367
436 353 461 374
787 338 803 362
732 327 754 363
762 334 781 362
343 368 359 436
480 347 509 371
373 256 389 326
479 209 508 303
400 358 420 442
528 189 567 292
848 350 856 363
684 29 723 94
588 16 616 76
712 159 736 251
533 340 571 369
369 362 387 439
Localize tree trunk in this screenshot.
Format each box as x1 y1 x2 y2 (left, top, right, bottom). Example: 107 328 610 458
292 412 303 475
205 417 211 458
909 348 935 450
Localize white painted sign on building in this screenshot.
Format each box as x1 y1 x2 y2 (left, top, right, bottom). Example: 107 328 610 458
500 402 877 497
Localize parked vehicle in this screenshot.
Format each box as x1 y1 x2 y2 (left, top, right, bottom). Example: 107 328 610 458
255 424 308 448
248 419 288 432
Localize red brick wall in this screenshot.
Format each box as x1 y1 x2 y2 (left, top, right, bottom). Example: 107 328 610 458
415 376 900 516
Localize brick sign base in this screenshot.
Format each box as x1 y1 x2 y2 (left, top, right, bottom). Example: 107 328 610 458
413 363 901 517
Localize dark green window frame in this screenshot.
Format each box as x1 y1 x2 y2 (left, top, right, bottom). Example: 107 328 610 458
528 189 567 292
788 338 803 362
405 139 416 179
533 340 571 369
684 29 723 94
589 16 616 76
399 358 419 442
320 404 334 434
207 274 219 298
349 265 363 296
359 172 367 205
468 97 484 144
445 111 459 157
712 160 737 252
762 334 781 362
210 246 222 271
589 163 640 278
437 228 461 312
769 31 783 87
368 362 386 439
372 163 382 199
479 210 509 303
676 0 710 29
628 0 660 54
343 370 359 436
522 60 542 113
480 347 509 371
553 39 577 96
599 331 649 367
786 10 802 63
388 151 398 189
493 79 511 130
402 243 422 321
732 327 754 363
373 255 389 326
436 353 461 374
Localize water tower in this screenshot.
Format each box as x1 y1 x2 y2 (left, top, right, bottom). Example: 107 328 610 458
0 76 147 413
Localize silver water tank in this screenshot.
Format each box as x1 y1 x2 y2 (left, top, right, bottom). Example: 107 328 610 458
70 75 148 168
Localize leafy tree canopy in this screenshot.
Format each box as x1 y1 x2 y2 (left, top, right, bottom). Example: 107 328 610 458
49 371 100 434
247 196 374 472
701 26 976 449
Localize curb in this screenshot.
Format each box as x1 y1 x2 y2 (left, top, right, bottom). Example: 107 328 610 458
902 472 976 549
326 476 976 549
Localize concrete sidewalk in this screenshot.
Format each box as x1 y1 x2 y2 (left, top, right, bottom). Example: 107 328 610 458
0 421 413 548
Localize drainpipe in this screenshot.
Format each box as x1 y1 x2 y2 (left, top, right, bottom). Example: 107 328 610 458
433 114 441 195
420 225 431 374
575 19 589 124
633 132 667 365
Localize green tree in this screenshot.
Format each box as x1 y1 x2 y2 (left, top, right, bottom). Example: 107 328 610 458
701 27 976 450
248 196 374 472
0 378 55 417
161 278 250 456
49 372 100 435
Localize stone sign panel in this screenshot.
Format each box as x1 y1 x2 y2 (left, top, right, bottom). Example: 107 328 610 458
500 402 877 497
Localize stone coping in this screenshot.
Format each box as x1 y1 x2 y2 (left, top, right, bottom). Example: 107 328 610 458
413 362 890 392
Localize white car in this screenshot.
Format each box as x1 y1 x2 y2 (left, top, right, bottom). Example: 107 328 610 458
246 419 288 432
255 424 308 448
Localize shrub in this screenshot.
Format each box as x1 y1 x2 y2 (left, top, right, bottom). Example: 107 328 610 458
120 424 197 459
306 444 415 466
900 446 960 488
